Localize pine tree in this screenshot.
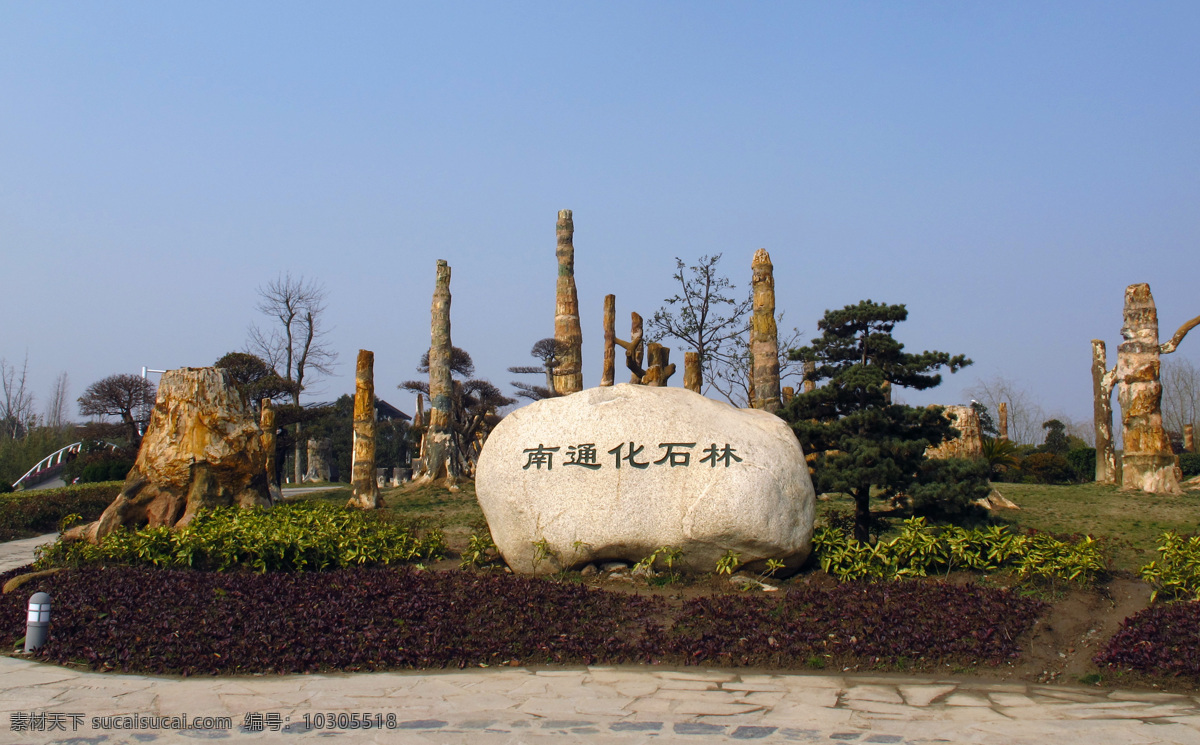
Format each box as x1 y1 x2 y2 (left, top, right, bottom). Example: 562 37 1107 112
783 300 977 542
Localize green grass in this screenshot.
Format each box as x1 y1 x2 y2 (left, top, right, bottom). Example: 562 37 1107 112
296 481 485 552
991 482 1200 572
816 482 1200 573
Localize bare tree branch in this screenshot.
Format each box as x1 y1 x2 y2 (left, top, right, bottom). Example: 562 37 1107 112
0 355 37 439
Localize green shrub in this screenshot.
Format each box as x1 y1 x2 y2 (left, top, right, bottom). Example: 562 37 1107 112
812 517 1106 584
1180 453 1200 478
34 502 446 573
0 483 119 540
908 458 990 522
1021 452 1076 484
1066 447 1096 482
1139 532 1200 601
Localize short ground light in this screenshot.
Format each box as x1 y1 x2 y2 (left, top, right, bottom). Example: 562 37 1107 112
25 592 50 652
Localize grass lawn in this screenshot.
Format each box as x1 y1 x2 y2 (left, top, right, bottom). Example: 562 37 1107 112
815 481 1200 573
296 480 486 551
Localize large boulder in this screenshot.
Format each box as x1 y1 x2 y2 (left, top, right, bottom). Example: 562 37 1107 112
476 384 815 574
76 367 272 543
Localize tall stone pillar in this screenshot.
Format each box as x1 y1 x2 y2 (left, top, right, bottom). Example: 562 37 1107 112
260 399 281 502
602 294 616 387
348 349 381 509
416 259 459 485
1117 284 1179 493
782 386 794 405
553 210 583 395
684 352 701 393
1185 424 1195 453
1091 340 1117 484
998 402 1009 441
750 249 780 412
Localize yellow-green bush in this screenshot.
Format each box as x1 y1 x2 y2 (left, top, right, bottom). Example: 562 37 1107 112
813 517 1106 583
1139 532 1200 601
34 502 446 573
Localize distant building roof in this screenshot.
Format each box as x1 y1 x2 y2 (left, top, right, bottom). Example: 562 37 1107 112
304 398 410 422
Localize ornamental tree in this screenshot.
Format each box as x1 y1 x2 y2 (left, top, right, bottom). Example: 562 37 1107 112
782 300 977 542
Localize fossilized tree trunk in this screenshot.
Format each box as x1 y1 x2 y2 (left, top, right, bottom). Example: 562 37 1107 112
349 349 381 509
553 209 583 395
602 294 616 387
615 312 645 384
416 260 459 485
641 343 676 386
1185 424 1195 453
782 386 794 405
684 352 701 393
71 368 271 543
260 400 282 502
998 402 1009 441
304 439 332 482
925 405 983 459
1117 284 1179 493
1091 339 1117 484
751 249 780 412
802 361 815 394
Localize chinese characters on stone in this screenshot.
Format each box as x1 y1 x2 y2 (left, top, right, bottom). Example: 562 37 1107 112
522 442 742 471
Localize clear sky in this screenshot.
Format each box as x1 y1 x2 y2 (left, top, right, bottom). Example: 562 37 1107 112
2 2 1198 442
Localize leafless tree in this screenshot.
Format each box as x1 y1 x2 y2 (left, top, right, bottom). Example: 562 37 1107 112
648 255 752 393
0 356 37 440
247 273 338 483
964 376 1046 445
78 374 155 446
1163 356 1200 442
710 319 805 407
43 372 70 429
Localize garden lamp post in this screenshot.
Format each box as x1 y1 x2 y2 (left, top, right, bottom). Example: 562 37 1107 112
25 592 50 652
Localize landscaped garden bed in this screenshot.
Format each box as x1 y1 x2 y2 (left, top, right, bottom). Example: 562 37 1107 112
2 480 1198 691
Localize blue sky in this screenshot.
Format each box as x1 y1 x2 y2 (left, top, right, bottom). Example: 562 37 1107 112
2 2 1197 440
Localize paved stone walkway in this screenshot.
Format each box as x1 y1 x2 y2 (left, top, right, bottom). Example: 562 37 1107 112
0 535 57 574
1 661 1198 744
1 538 1199 743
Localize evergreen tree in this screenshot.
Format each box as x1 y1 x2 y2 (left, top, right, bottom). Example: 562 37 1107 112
1040 419 1070 455
782 300 977 542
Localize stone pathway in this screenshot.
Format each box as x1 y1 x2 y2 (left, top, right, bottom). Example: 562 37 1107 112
0 661 1198 744
0 535 56 574
1 538 1198 743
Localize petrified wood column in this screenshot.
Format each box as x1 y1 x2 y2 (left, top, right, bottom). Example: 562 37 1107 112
1091 340 1117 484
305 439 331 482
751 249 780 412
802 361 815 394
602 294 616 387
782 386 794 405
416 259 459 485
642 343 676 387
1117 284 1179 493
1186 424 1195 453
349 349 381 509
998 402 1009 441
553 209 583 395
260 399 281 502
616 312 646 383
684 352 701 393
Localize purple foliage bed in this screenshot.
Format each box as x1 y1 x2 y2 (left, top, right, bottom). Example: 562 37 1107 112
0 566 1047 676
1096 600 1200 677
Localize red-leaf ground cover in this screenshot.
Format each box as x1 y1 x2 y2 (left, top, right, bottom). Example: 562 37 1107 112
1095 600 1200 677
1 566 1046 676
